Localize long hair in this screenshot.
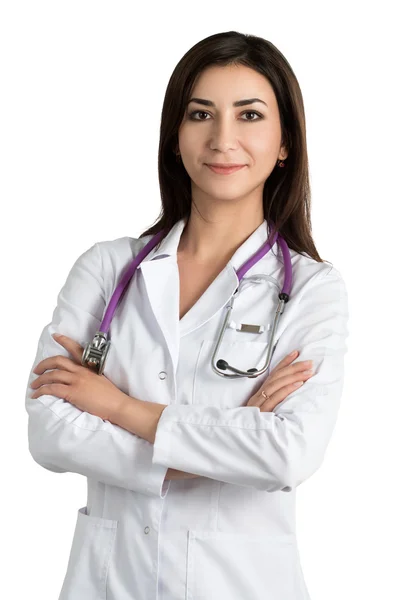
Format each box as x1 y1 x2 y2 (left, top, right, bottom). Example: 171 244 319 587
138 30 324 263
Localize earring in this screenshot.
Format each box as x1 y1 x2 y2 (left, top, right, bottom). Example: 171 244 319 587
277 159 285 168
175 150 181 162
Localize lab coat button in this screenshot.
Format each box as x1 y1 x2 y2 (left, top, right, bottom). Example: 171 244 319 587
158 371 167 380
144 526 150 534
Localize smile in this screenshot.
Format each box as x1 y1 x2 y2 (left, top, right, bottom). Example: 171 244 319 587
206 165 246 175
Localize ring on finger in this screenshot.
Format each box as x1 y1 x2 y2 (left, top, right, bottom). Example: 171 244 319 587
261 390 271 401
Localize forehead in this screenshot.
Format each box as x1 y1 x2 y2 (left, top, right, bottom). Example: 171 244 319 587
190 64 275 103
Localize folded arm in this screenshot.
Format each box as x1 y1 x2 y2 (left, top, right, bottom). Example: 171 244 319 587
25 242 170 498
150 267 349 493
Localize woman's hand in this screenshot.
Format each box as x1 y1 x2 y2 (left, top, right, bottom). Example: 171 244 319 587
30 333 128 422
246 350 314 412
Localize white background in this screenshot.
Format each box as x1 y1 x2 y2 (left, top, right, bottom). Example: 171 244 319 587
1 1 399 598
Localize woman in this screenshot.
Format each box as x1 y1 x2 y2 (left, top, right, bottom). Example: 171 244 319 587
26 31 349 600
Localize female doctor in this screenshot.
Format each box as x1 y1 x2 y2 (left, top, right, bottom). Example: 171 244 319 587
26 31 349 600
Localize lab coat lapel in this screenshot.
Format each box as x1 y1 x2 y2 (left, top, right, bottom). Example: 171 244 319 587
139 255 182 373
138 219 185 374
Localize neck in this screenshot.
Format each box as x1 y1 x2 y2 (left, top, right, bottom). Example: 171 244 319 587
177 209 265 264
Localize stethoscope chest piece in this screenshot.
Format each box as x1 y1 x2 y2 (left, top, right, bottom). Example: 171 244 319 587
82 330 111 375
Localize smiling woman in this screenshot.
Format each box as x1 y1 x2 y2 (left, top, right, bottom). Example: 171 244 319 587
25 30 349 600
174 63 288 238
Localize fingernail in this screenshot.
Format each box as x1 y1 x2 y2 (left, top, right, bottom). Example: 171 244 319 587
293 381 304 387
289 350 298 357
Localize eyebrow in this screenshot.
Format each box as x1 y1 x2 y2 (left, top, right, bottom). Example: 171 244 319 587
187 97 268 108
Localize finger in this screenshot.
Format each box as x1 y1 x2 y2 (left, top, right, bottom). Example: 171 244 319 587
247 365 313 409
268 360 313 385
31 370 73 390
268 350 298 376
31 382 70 400
259 381 305 412
264 368 313 396
247 361 312 407
52 334 84 366
33 354 79 375
252 367 313 409
248 392 268 408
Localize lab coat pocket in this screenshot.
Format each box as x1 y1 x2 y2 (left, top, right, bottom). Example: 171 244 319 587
58 506 118 600
193 340 271 408
186 530 307 600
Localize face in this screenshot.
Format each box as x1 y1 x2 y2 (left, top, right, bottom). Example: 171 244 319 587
177 64 288 209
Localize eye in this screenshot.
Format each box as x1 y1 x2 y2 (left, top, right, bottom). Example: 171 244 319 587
188 110 263 122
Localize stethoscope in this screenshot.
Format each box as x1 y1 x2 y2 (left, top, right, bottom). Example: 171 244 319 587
81 223 293 378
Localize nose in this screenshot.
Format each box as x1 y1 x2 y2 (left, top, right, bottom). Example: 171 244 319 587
208 116 241 153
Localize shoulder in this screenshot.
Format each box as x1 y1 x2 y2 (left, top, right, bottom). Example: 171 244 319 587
96 234 151 265
286 247 347 302
277 249 349 341
93 234 152 300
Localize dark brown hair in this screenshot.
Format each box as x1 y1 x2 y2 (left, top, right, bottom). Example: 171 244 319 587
139 30 325 263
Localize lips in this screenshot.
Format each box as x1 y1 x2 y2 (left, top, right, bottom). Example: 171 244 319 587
206 164 246 175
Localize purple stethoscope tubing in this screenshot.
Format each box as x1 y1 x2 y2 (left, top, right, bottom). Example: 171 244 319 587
81 223 292 376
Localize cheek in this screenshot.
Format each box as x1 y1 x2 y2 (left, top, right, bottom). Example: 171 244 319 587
249 128 278 157
248 140 280 176
178 123 198 153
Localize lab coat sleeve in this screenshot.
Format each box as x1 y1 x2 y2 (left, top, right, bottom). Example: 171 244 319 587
25 242 169 498
152 265 349 492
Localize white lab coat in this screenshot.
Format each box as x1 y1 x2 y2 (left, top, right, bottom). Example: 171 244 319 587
25 217 349 600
